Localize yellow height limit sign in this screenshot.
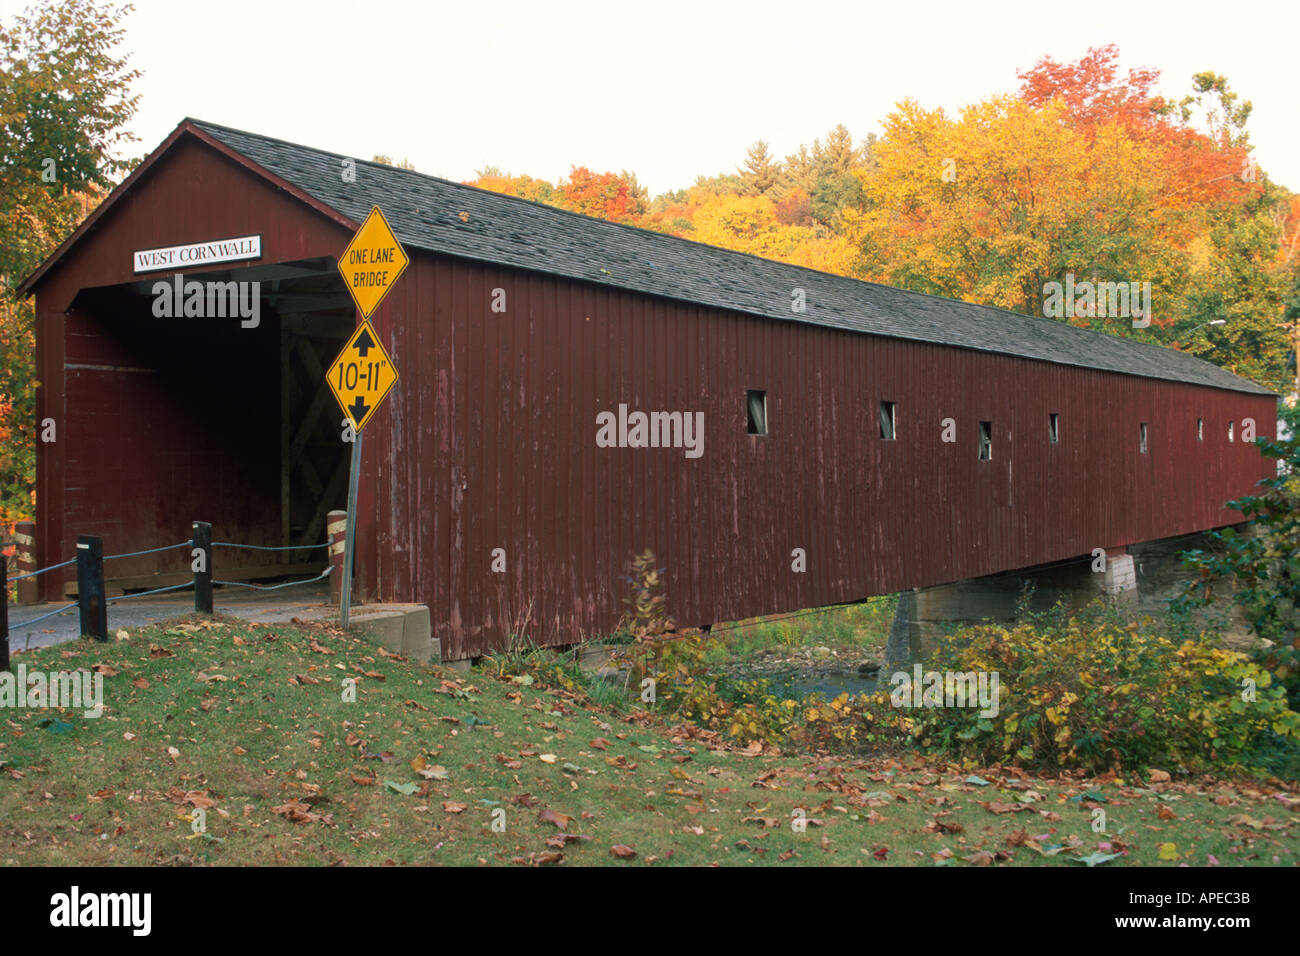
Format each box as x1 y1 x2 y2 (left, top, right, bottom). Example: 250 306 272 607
327 319 397 432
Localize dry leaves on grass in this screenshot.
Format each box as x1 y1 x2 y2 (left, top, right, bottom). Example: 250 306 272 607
979 801 1032 815
512 851 564 866
538 808 573 829
922 818 964 835
271 800 332 825
545 833 590 848
164 787 215 809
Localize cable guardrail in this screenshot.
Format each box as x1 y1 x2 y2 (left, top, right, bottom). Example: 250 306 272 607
8 601 78 630
102 540 193 561
214 566 333 591
9 557 75 582
212 541 329 551
2 519 335 668
105 581 195 603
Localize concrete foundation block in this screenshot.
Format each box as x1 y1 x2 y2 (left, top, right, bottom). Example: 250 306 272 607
345 604 436 662
355 613 405 654
400 607 434 662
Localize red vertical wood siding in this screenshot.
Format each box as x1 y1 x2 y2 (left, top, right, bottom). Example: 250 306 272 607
359 252 1277 659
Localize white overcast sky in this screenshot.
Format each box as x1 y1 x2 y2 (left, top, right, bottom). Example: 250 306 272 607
5 0 1298 194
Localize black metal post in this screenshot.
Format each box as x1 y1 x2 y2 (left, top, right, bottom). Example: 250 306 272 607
76 535 107 642
0 555 10 672
192 521 213 614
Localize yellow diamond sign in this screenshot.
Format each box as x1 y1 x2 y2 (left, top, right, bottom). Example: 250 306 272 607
338 205 409 318
327 319 398 431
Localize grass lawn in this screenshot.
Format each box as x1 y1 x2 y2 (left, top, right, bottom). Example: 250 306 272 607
0 615 1295 866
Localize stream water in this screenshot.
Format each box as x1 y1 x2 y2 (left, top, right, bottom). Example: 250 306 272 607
775 670 880 699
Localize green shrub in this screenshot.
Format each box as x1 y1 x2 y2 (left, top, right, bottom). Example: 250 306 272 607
908 604 1300 775
1175 426 1300 709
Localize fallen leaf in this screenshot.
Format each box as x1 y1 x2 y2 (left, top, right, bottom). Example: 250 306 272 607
979 801 1030 815
545 833 591 848
270 800 328 825
538 808 573 829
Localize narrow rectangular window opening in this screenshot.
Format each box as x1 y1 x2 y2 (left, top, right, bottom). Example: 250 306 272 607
978 421 993 461
879 400 896 440
746 389 767 436
1197 418 1204 441
1048 413 1059 444
1228 421 1234 442
1140 422 1149 454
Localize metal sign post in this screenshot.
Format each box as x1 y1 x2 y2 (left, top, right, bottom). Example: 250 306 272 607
340 431 363 629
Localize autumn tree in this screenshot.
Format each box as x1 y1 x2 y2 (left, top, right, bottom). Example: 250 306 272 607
848 46 1270 354
776 124 871 227
0 0 139 528
554 166 648 223
466 167 556 204
738 140 780 196
1176 179 1297 393
372 154 416 170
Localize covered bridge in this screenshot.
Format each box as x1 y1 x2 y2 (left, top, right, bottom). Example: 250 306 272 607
18 119 1278 659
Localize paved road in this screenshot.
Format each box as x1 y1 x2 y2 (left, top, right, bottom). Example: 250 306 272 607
6 582 333 652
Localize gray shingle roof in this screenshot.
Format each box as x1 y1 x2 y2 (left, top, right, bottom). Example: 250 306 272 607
193 119 1274 397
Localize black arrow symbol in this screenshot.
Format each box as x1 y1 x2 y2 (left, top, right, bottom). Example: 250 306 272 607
353 327 376 357
347 395 371 424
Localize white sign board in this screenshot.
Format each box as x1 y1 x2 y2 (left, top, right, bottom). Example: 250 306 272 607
133 235 262 273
